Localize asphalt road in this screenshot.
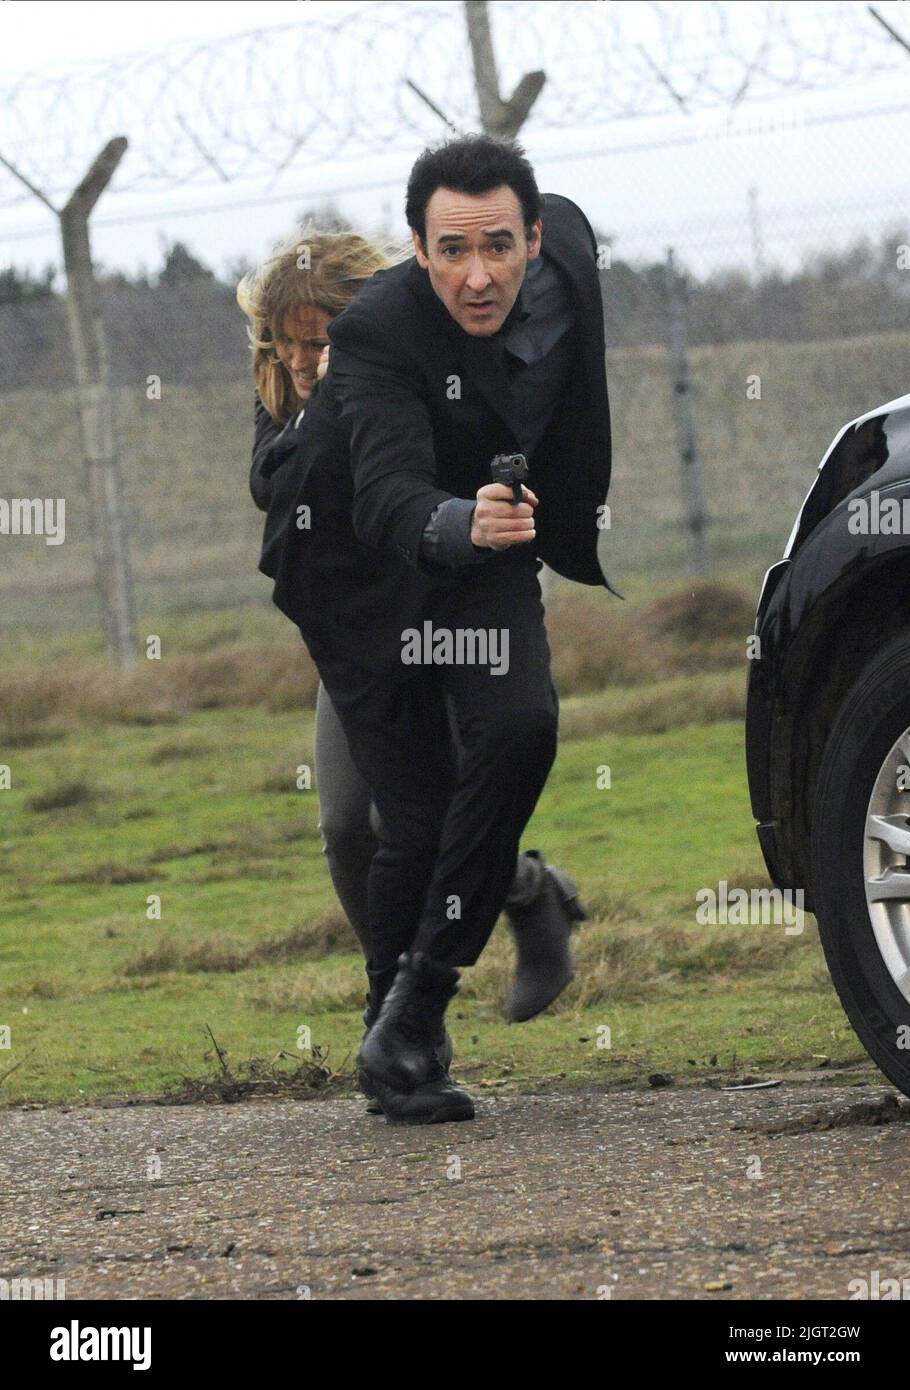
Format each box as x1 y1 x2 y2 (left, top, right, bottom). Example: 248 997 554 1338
3 1076 909 1300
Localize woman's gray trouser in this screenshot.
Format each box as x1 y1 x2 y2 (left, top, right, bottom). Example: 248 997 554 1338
314 679 379 957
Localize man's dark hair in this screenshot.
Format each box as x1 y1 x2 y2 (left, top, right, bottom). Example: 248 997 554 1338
405 134 542 250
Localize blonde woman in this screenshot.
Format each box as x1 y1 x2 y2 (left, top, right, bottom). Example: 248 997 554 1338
238 226 587 1102
238 228 394 967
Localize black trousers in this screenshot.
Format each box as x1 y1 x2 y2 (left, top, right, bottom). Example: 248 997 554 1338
315 551 559 977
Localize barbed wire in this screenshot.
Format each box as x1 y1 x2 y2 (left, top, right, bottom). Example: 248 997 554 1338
1 0 908 211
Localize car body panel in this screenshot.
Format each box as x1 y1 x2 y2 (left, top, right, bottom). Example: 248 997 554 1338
746 392 910 898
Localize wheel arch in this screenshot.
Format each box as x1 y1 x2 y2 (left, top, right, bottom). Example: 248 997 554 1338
779 552 910 906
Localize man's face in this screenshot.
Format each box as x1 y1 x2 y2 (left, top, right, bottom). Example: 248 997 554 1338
412 185 542 337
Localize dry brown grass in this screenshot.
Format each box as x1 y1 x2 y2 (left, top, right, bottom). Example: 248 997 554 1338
558 671 745 740
54 862 161 886
120 912 359 979
468 909 809 1013
146 741 212 763
25 779 96 812
644 581 757 643
0 642 320 734
547 594 671 692
117 893 807 1021
529 578 752 696
0 580 752 742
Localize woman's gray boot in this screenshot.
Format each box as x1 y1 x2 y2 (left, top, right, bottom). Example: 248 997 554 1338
503 850 588 1022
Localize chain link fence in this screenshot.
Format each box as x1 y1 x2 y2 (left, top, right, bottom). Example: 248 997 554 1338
2 1 909 632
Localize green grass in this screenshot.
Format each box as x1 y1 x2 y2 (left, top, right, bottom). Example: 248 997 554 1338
0 703 864 1107
3 325 896 1105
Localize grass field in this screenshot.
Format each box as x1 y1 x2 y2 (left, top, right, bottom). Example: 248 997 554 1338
0 691 863 1108
3 325 888 1109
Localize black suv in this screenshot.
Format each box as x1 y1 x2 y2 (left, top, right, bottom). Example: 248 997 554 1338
746 391 910 1096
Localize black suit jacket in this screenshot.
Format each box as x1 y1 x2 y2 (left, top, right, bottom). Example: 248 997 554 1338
257 192 619 673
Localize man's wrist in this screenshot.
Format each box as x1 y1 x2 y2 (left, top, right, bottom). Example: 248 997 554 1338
421 496 492 566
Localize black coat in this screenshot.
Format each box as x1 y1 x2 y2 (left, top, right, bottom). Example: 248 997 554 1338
257 382 448 672
256 192 619 673
249 393 288 511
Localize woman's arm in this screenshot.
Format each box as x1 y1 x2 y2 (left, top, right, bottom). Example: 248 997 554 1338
250 391 299 512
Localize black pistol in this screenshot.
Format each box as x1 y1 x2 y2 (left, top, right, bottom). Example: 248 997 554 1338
490 452 529 505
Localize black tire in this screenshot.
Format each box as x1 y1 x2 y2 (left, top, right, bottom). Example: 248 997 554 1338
810 631 910 1097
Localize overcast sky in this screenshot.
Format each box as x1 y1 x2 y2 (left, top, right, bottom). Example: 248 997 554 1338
1 0 908 282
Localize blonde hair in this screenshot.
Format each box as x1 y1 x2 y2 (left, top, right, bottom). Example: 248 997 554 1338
237 223 405 424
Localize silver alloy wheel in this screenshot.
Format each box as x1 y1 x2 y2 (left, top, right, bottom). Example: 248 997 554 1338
864 726 910 1001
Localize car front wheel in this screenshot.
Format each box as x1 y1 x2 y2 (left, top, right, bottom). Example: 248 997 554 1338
811 631 910 1096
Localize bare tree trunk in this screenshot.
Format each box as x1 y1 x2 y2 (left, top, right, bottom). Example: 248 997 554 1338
463 1 545 139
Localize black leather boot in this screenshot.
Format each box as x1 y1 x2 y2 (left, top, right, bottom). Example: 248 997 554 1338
358 967 456 1115
358 952 474 1124
503 850 588 1022
358 965 394 1114
361 1023 454 1114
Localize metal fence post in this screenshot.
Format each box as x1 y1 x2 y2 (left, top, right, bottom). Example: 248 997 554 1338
664 246 711 576
60 138 137 668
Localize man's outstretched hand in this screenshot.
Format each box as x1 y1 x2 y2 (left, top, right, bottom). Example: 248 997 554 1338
470 483 539 551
